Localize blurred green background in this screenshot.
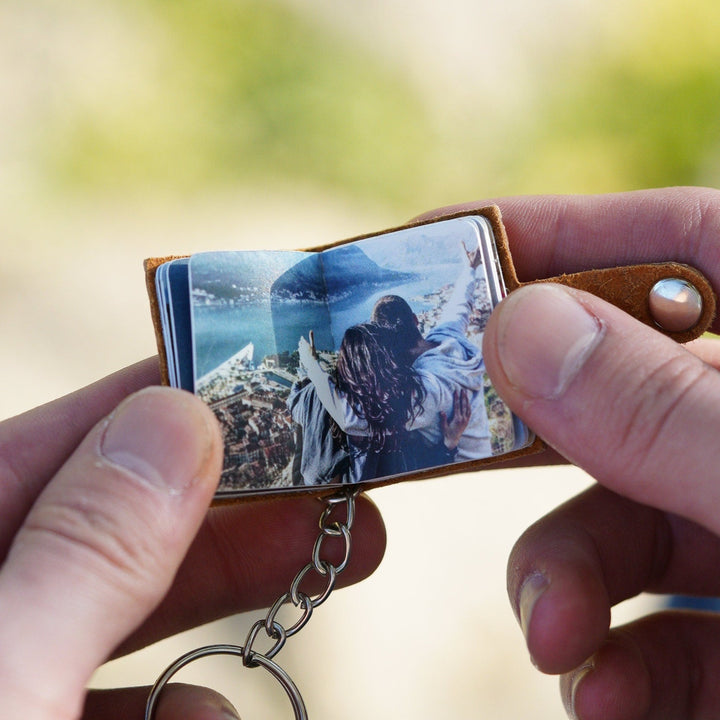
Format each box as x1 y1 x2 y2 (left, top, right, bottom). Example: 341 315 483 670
2 0 719 717
6 0 720 221
4 0 720 410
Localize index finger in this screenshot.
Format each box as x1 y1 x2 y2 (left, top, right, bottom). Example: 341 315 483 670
112 492 387 657
508 484 720 675
418 187 720 330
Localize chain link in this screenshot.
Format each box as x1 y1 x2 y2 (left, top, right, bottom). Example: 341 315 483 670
289 561 336 609
145 489 358 720
241 488 358 666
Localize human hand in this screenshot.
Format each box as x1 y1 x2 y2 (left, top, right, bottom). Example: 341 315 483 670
0 358 386 720
440 388 471 450
298 335 317 370
424 188 720 719
462 240 483 270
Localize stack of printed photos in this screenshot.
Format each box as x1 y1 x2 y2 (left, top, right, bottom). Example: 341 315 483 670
152 215 534 498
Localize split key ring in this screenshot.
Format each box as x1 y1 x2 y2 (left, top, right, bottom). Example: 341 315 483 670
144 643 308 720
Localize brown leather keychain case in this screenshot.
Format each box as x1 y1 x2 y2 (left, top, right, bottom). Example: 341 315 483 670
145 205 716 501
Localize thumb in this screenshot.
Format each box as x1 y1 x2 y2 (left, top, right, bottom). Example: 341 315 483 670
483 283 720 532
0 387 223 720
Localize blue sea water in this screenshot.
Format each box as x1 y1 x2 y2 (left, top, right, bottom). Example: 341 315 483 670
327 274 455 343
190 231 469 378
193 298 334 378
193 268 462 378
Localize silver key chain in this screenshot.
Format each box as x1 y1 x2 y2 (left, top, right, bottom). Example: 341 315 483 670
145 489 358 720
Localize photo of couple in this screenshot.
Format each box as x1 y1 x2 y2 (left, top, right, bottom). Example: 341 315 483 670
188 216 528 495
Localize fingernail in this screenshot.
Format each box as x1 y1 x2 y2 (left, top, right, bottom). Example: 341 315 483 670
496 285 605 400
561 660 594 720
518 571 549 641
100 387 214 494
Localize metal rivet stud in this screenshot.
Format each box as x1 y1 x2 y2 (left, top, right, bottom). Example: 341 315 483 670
648 278 703 332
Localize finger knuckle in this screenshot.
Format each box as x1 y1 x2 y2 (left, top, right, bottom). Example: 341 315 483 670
22 493 163 599
0 450 27 546
685 188 720 256
614 353 711 479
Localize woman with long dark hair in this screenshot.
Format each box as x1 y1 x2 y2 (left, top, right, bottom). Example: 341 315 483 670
335 322 425 451
298 322 468 482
